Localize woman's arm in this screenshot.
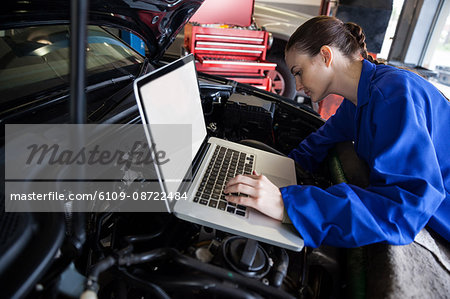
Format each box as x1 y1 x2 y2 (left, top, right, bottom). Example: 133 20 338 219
289 99 356 172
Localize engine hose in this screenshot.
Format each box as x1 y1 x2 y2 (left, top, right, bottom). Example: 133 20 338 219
346 247 366 299
124 230 163 244
146 276 263 299
80 256 116 298
118 248 295 299
271 248 289 288
328 149 347 185
328 148 366 299
121 270 171 299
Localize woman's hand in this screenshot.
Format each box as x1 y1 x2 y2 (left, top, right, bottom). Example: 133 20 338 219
223 172 284 221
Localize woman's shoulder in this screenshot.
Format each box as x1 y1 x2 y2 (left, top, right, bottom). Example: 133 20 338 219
370 64 437 100
373 64 421 85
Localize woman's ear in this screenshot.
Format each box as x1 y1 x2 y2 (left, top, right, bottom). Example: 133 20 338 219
320 45 333 67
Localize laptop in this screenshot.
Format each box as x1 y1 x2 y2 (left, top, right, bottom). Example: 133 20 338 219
133 54 304 251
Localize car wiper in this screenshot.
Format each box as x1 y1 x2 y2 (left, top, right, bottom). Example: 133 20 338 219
85 58 150 93
88 81 135 122
138 58 150 77
86 74 135 93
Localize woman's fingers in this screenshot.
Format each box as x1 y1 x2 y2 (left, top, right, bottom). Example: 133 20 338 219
225 193 256 208
223 172 285 221
223 182 257 198
225 174 259 188
224 174 259 208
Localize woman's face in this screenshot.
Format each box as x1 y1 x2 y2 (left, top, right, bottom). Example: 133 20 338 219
285 49 332 103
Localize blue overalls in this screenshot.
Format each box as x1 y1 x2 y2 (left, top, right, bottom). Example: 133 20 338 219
282 59 450 248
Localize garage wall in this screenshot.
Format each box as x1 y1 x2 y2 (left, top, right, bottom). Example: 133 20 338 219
256 0 321 16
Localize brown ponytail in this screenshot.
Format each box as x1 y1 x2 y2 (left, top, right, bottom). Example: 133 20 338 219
286 16 382 64
343 22 380 64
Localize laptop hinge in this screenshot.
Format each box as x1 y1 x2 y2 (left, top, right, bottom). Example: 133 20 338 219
179 137 211 193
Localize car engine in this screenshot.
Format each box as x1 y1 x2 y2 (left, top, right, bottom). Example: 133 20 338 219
0 75 349 299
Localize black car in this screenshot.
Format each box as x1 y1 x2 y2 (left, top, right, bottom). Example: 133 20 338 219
2 1 447 299
0 1 333 298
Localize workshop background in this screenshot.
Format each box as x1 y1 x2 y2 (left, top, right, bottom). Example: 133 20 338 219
1 0 449 298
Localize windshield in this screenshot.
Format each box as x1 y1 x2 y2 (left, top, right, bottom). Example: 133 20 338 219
0 25 145 103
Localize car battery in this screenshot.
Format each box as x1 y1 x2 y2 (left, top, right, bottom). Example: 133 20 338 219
224 93 275 142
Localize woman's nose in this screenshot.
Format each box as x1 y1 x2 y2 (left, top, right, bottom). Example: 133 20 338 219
295 76 304 91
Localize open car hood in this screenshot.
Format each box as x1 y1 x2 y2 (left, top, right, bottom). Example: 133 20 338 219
1 0 204 61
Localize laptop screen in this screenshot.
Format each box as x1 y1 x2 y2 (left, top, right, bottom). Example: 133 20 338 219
136 55 207 193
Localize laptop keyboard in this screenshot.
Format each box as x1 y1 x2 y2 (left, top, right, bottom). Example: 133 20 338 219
194 145 255 217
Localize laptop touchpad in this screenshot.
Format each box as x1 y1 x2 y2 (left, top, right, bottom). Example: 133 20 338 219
264 174 291 188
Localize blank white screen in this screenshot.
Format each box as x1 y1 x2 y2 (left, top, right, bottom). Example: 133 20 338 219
139 59 207 192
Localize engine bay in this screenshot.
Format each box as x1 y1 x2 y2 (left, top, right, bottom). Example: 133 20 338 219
76 78 343 299
1 75 350 299
77 211 343 299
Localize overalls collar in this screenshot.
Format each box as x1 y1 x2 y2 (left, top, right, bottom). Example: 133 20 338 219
357 59 377 108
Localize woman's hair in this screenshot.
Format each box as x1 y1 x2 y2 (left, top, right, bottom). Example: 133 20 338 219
286 16 381 64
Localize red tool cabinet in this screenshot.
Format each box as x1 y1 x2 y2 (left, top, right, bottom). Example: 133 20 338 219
184 23 276 91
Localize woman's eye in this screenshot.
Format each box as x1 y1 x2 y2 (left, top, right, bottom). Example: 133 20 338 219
294 71 302 77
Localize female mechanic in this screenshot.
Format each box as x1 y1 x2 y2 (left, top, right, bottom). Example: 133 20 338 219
224 16 450 248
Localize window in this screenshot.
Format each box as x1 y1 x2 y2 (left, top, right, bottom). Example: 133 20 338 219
425 11 450 88
379 0 405 60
